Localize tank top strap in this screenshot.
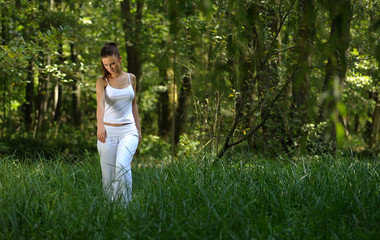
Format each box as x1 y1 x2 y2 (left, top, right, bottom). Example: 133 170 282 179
104 77 110 86
128 73 131 85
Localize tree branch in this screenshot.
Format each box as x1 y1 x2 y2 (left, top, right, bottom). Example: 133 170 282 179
217 74 292 158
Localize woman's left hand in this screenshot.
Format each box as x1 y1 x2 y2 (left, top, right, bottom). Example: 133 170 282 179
138 131 142 144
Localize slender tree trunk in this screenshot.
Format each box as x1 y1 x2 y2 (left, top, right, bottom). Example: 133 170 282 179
213 91 221 153
292 0 314 112
369 35 380 149
158 88 171 137
52 0 64 124
0 4 9 137
157 62 172 138
320 0 351 149
369 93 380 148
174 74 192 145
53 43 63 123
23 61 35 131
34 55 51 137
1 3 9 46
256 3 279 152
71 43 81 129
120 0 144 93
290 0 315 150
52 84 62 122
1 76 7 138
68 2 82 129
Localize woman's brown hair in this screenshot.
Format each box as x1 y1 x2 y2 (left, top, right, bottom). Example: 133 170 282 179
100 42 120 79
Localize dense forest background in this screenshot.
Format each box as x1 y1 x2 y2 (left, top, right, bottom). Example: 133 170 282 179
0 0 379 159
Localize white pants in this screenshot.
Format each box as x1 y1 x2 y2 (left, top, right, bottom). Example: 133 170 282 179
97 124 139 203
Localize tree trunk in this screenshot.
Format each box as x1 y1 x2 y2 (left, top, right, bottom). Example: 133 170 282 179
120 0 144 93
71 43 81 129
256 3 281 152
292 0 314 113
320 0 351 149
290 0 315 150
23 61 34 131
1 3 9 137
369 93 380 149
213 91 221 153
158 89 171 137
174 74 192 145
157 64 172 138
217 0 294 158
0 3 9 46
34 55 51 137
52 84 62 122
369 36 380 149
52 43 63 123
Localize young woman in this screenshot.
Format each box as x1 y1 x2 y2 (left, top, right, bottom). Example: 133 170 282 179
96 42 142 204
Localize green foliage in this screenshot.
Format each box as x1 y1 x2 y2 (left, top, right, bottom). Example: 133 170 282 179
138 134 171 162
177 133 201 157
301 122 335 154
0 0 379 157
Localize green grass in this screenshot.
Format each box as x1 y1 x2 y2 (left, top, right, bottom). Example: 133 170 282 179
0 152 379 239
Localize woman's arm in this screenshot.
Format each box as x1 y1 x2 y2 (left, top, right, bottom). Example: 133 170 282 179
130 73 142 143
96 78 107 143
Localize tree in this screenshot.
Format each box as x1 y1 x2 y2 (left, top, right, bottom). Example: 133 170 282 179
120 0 144 92
319 0 352 150
369 44 380 149
290 0 315 151
217 0 295 158
0 0 379 157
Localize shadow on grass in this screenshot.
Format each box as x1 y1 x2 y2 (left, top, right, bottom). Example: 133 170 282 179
0 137 97 162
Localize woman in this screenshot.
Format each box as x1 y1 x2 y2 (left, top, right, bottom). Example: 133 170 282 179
96 42 142 204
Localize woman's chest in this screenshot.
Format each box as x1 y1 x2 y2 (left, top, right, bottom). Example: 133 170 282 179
105 86 134 101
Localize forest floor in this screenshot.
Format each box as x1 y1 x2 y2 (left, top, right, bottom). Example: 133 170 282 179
0 151 379 239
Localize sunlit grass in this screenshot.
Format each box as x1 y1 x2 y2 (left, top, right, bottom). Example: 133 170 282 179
0 152 379 239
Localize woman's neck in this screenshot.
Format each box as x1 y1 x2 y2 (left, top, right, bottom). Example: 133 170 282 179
109 71 123 78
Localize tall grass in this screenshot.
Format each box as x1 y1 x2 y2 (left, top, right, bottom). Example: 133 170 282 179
0 152 379 239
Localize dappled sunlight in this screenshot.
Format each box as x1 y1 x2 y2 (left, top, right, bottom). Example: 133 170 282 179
0 0 379 237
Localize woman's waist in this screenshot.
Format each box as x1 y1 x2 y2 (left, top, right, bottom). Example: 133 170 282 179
104 122 138 136
104 122 132 127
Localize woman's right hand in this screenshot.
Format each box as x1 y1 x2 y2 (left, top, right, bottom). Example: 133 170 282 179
97 125 107 143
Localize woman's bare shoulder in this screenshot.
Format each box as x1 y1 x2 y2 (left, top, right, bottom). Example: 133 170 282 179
128 73 136 84
129 72 136 80
96 77 107 87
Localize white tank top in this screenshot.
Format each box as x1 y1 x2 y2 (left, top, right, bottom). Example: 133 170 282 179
103 73 135 124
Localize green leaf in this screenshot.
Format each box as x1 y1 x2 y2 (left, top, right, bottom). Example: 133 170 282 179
335 122 345 147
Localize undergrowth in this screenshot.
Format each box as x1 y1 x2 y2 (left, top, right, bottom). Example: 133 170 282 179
0 152 379 239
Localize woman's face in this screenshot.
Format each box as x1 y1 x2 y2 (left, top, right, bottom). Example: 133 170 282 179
102 55 121 76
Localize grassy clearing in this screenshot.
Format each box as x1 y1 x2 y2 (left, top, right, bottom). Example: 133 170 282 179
0 153 379 239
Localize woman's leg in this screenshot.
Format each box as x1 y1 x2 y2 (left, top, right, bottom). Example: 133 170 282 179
97 137 118 200
114 134 139 203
